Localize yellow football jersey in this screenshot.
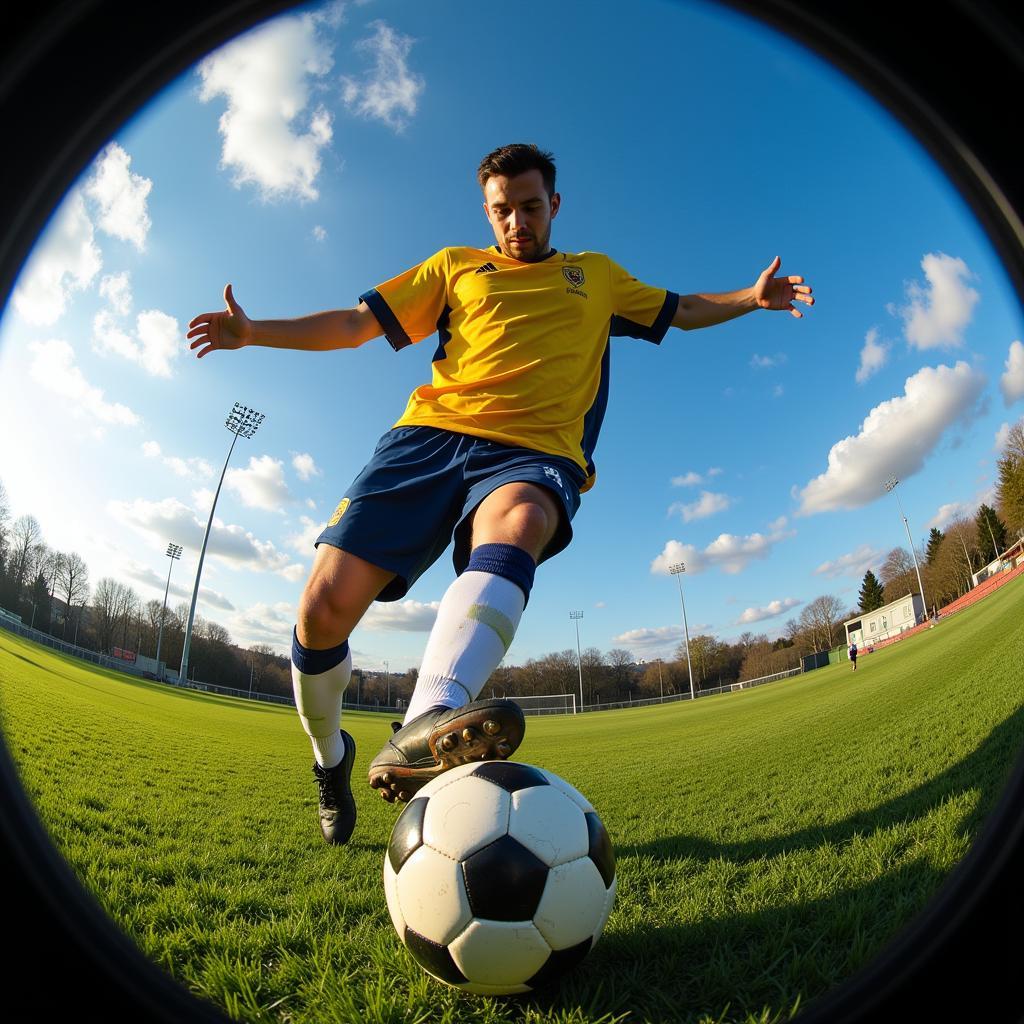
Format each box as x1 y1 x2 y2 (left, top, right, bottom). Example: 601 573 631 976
359 246 677 491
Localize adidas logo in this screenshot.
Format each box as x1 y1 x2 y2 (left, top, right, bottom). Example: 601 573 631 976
474 262 498 275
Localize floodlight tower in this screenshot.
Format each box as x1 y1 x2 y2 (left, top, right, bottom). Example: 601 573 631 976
884 476 928 619
179 403 264 685
155 542 182 676
669 562 696 701
570 610 584 712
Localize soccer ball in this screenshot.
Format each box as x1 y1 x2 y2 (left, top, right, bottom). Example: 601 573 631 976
382 760 617 995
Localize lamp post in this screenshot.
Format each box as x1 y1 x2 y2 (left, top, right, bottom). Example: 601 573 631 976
884 477 928 621
384 660 390 708
179 403 264 685
155 542 182 678
669 562 696 701
570 610 584 713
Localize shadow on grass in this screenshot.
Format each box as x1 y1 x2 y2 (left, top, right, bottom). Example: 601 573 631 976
517 854 958 1024
509 710 1024 1023
620 705 1024 866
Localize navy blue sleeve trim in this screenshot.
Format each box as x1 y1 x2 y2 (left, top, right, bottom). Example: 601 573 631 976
359 288 411 352
609 290 679 344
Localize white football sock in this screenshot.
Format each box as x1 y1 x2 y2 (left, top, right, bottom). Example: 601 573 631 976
291 632 352 769
404 570 525 723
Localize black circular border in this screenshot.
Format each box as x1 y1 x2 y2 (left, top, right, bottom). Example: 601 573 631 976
1 2 1021 1020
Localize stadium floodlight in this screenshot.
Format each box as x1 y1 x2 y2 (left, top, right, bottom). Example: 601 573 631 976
384 660 390 708
884 477 929 619
155 542 182 677
669 562 696 702
570 611 584 713
179 403 264 685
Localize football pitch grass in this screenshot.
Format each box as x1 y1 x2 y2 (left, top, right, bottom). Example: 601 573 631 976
1 579 1022 1024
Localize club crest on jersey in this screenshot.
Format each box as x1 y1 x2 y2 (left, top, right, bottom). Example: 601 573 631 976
562 266 585 288
327 498 350 527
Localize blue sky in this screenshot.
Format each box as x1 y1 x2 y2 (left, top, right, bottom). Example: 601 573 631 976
2 0 1022 672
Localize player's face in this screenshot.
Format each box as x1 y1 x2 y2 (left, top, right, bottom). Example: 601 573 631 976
482 170 560 262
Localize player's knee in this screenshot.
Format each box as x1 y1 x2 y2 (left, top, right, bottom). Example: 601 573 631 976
496 500 554 549
297 576 352 646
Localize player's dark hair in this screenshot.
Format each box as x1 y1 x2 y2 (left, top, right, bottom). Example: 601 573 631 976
477 144 557 197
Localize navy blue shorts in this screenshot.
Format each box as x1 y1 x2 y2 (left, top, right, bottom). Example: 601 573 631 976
315 426 586 601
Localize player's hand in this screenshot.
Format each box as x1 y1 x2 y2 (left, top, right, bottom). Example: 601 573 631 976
187 284 253 357
753 256 814 318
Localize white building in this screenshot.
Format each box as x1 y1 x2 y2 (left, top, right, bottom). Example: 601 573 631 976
843 592 926 648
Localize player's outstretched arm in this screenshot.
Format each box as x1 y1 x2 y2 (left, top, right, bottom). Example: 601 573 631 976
187 284 383 358
671 256 814 331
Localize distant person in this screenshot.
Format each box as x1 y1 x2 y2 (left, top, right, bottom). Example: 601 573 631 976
848 642 858 671
187 143 814 844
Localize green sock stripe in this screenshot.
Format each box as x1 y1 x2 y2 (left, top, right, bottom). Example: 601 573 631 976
467 603 516 652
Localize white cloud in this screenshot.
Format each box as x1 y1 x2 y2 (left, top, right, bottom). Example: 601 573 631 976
341 21 424 130
291 451 322 481
814 544 885 578
796 361 987 515
361 599 439 631
197 11 335 201
1000 340 1024 406
122 559 234 611
612 626 683 655
92 308 182 378
856 327 889 383
231 601 296 651
671 471 703 487
312 225 327 242
13 191 102 325
142 442 214 479
895 252 979 350
109 496 303 580
751 352 786 369
772 384 784 398
594 601 606 609
995 422 1012 451
668 491 731 523
287 514 323 554
650 519 793 577
28 339 138 427
82 143 152 251
736 597 802 624
927 501 971 531
99 272 133 315
225 455 294 510
707 467 723 477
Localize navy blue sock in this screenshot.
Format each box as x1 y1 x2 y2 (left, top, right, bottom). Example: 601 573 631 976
465 542 536 604
291 627 349 675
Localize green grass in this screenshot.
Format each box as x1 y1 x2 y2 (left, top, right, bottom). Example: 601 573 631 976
2 578 1023 1024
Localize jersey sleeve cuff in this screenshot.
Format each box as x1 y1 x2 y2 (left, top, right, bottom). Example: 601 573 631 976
649 290 679 344
359 288 412 351
609 290 679 344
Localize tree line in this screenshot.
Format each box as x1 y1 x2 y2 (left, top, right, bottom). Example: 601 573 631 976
2 421 1019 705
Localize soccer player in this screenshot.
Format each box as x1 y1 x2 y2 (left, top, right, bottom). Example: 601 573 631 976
187 143 814 845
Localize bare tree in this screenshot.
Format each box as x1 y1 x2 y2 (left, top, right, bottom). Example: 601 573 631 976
6 515 42 603
54 552 90 639
799 594 845 652
0 479 10 569
248 643 275 691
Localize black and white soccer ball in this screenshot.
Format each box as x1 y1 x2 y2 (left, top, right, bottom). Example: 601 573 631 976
383 760 617 995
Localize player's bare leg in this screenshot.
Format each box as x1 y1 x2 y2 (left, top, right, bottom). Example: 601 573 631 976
368 482 560 802
293 545 395 843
